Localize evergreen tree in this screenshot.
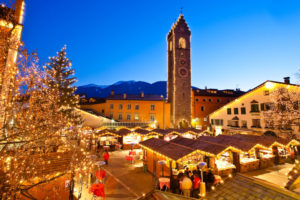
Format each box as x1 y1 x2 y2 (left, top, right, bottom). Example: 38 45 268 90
45 46 80 124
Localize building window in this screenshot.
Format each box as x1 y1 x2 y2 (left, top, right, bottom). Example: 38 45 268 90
150 114 155 121
211 119 214 125
203 99 206 102
252 119 261 128
150 104 155 111
250 101 259 113
251 104 259 112
127 104 131 110
126 114 131 120
118 113 122 120
109 113 113 119
196 98 199 102
135 104 139 110
241 107 246 114
134 114 139 121
227 108 231 115
101 109 104 114
179 37 186 49
119 104 123 110
234 108 239 115
241 120 247 128
217 99 220 103
204 117 207 122
260 103 265 111
201 106 204 111
264 90 269 96
208 99 212 102
110 104 113 109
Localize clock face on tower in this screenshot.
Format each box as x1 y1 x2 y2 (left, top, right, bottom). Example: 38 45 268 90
178 67 188 78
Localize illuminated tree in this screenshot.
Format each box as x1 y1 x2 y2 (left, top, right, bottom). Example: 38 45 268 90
263 83 300 139
45 46 81 125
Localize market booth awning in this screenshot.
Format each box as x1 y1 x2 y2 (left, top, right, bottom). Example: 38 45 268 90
139 138 195 161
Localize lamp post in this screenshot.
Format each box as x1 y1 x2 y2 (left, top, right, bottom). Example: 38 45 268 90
198 162 207 198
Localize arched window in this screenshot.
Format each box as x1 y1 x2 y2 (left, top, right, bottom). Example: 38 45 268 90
169 41 173 51
179 37 186 49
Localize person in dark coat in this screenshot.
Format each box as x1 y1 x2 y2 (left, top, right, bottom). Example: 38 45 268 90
171 176 180 194
206 170 215 191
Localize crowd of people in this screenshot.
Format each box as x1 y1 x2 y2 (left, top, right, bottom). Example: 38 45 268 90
170 168 215 198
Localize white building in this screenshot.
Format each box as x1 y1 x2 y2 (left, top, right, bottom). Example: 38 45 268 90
209 78 300 139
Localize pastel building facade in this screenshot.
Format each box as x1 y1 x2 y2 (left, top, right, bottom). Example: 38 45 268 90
209 79 300 139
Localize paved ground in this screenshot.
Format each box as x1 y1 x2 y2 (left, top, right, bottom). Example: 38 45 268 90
74 149 155 200
244 163 294 188
103 150 155 197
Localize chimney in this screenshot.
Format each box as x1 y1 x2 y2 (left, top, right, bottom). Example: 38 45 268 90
284 77 290 84
123 93 127 99
110 90 114 96
15 0 25 24
140 92 144 98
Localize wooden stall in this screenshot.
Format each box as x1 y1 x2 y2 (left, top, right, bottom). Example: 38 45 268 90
139 138 195 178
95 129 121 151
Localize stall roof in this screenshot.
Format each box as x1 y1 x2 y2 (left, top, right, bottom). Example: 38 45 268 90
230 134 290 148
171 137 232 157
198 135 261 152
116 128 132 136
139 138 195 161
133 128 150 135
151 129 177 136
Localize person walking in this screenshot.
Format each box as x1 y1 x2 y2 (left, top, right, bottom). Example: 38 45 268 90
104 150 109 165
181 174 192 197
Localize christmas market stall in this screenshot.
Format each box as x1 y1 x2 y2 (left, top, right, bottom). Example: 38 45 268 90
231 135 300 167
116 128 142 150
137 129 163 141
152 129 182 141
175 129 199 139
139 138 196 179
198 135 270 173
94 129 121 151
171 137 242 176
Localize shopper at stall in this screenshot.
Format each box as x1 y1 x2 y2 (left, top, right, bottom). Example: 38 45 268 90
192 173 201 198
171 175 180 194
206 170 215 191
104 150 109 165
181 174 193 197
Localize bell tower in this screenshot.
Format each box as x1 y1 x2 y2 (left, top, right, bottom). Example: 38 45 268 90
167 15 192 128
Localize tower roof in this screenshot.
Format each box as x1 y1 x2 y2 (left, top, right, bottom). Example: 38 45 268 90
168 14 191 37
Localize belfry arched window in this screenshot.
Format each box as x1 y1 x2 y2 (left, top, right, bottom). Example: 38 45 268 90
179 37 186 49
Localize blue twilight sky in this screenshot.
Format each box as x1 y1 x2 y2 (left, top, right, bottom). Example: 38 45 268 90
20 0 300 91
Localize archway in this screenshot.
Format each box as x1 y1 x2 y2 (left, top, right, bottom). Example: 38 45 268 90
179 119 189 129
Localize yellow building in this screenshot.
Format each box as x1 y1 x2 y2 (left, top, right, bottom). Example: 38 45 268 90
80 92 171 129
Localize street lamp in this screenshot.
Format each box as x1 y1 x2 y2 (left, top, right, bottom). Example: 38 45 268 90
198 162 207 197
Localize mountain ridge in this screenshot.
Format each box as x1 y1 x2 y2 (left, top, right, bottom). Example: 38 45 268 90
76 80 200 98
